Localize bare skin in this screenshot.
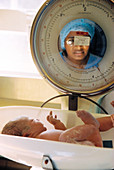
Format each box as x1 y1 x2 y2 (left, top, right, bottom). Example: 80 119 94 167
48 110 103 147
111 101 114 107
2 110 114 147
38 110 114 147
47 111 67 130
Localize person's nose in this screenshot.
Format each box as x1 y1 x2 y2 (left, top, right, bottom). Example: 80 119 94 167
73 45 82 50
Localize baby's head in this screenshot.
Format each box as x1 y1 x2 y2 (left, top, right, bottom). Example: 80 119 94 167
1 116 47 138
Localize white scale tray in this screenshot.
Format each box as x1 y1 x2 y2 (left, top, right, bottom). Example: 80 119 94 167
0 106 114 170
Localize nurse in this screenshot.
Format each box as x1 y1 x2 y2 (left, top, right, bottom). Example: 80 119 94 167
60 19 102 69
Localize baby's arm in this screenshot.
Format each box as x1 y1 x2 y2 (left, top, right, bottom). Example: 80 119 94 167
47 111 67 130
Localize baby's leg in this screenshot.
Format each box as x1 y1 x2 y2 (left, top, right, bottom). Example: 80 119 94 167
77 110 114 131
47 111 66 130
76 110 100 128
59 124 103 147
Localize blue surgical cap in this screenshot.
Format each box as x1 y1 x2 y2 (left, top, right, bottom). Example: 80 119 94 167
60 19 95 50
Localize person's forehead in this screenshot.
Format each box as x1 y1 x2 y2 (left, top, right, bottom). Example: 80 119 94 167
66 31 89 38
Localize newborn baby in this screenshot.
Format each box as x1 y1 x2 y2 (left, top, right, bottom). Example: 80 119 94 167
1 110 114 147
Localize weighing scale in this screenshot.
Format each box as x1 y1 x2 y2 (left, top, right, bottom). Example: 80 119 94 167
30 0 114 96
30 0 114 112
0 0 114 169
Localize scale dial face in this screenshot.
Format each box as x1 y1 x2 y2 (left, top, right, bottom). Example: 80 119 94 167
30 0 114 95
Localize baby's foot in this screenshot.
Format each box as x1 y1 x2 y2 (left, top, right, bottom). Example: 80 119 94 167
76 110 93 121
111 114 114 127
76 110 100 128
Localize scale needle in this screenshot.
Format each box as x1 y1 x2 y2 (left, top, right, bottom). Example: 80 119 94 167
97 67 108 84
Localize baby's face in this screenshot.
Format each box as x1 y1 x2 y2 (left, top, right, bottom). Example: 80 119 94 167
22 117 47 137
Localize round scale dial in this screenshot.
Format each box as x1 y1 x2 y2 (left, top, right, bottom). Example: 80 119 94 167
30 0 114 95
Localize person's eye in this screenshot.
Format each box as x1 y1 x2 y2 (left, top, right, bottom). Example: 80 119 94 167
67 39 74 45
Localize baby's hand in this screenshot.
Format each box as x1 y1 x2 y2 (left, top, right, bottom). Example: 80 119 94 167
47 111 66 130
47 111 59 125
